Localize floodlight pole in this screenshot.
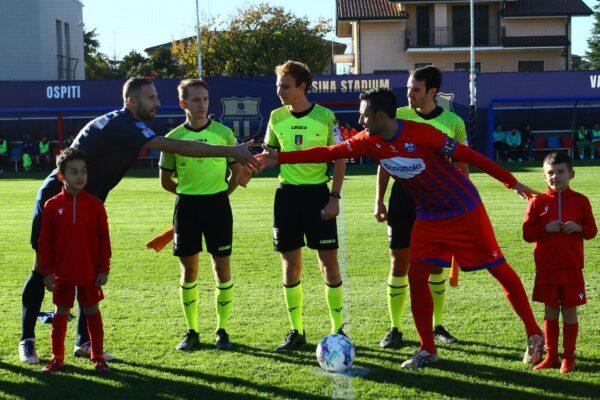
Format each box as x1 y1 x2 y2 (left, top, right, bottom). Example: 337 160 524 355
468 0 477 147
196 0 202 78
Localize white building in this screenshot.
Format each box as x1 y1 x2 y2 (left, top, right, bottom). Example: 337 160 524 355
0 0 85 80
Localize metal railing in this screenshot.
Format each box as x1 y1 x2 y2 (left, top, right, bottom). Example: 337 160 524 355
56 55 79 80
405 26 505 49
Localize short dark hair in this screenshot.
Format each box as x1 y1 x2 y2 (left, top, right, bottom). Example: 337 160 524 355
56 147 87 175
359 88 397 119
412 65 442 93
543 151 573 170
122 76 154 102
178 78 209 100
275 60 312 93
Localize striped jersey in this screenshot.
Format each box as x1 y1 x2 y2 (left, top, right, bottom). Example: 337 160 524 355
279 119 517 220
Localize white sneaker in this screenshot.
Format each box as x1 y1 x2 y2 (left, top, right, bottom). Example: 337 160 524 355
523 334 544 364
19 339 40 364
518 158 523 162
401 350 439 369
73 341 115 361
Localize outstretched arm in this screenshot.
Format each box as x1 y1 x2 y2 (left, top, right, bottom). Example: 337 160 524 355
146 137 258 168
452 143 541 198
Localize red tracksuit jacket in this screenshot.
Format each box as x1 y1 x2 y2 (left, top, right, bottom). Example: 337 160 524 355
523 187 596 283
38 187 111 285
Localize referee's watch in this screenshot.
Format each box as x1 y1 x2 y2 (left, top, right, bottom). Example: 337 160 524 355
330 191 341 199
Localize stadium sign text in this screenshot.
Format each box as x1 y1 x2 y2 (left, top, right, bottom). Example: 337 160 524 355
46 85 81 99
309 79 390 94
591 75 600 89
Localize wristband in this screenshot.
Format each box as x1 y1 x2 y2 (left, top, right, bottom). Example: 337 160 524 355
330 191 341 199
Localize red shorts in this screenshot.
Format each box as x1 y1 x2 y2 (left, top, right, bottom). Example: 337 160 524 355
410 203 505 271
533 284 586 308
53 284 104 308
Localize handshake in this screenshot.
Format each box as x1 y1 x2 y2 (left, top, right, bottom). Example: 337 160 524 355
236 145 279 187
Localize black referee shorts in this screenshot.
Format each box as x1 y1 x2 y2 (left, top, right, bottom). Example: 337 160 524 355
173 191 233 257
273 183 338 252
387 181 416 250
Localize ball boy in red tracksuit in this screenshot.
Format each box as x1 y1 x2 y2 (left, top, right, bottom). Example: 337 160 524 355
38 148 112 374
523 151 597 374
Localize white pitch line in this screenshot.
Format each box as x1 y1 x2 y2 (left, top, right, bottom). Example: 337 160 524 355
331 198 355 400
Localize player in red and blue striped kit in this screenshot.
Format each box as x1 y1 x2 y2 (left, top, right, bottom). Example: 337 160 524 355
258 87 544 369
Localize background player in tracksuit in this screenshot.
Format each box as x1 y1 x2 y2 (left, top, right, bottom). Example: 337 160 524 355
264 60 347 352
19 76 257 364
259 88 544 369
159 79 240 352
374 66 467 348
523 151 597 373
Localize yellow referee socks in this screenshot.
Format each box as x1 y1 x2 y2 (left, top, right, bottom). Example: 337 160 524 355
180 281 199 333
429 271 446 327
284 281 303 333
215 280 234 331
387 275 408 331
325 281 344 333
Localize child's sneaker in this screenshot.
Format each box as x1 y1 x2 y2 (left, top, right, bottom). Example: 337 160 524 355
560 358 576 374
41 359 64 374
92 358 111 374
533 355 559 370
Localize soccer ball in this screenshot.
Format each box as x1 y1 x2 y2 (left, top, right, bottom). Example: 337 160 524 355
316 334 356 373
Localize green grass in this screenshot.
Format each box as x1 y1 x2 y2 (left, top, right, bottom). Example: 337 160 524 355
1 162 599 400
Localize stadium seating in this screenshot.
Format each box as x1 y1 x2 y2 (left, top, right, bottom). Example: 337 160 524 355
8 145 22 172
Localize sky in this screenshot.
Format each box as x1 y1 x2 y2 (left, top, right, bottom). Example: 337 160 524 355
82 0 597 60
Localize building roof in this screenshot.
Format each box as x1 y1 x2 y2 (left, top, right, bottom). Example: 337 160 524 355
502 0 593 17
337 0 408 21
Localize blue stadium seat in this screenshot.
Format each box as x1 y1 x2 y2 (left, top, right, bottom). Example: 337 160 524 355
9 146 23 172
547 136 561 149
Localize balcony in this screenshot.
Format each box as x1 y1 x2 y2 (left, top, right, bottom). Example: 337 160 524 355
56 55 79 80
405 26 505 49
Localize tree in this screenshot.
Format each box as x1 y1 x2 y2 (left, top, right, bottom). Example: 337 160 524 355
84 27 113 79
172 4 332 77
585 1 600 69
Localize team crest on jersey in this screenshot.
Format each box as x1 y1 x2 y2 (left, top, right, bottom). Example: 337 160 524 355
579 293 585 300
403 143 416 152
220 97 264 140
333 125 343 144
58 208 63 215
389 145 398 153
294 135 303 146
544 206 550 212
492 251 498 258
436 92 455 112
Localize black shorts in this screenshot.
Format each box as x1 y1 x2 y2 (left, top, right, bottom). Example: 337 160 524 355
273 183 338 252
31 172 63 250
173 191 233 257
387 181 416 250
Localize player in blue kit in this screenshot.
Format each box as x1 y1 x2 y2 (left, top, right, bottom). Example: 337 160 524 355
19 76 257 364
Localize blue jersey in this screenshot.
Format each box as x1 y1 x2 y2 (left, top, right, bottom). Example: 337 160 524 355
69 107 156 201
31 108 156 249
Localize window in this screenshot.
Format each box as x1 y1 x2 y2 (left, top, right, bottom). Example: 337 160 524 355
56 20 64 79
455 62 481 73
518 61 544 72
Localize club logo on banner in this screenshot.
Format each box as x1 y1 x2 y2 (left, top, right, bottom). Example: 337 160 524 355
220 97 264 141
436 92 455 112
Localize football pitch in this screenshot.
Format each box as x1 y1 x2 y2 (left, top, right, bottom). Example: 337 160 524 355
1 163 599 400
